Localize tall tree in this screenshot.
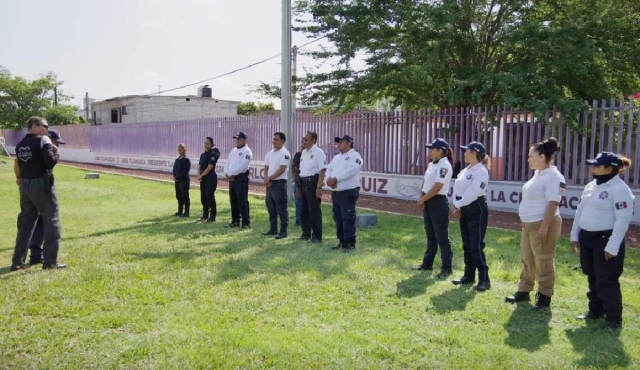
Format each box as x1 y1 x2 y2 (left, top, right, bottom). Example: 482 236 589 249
0 67 81 128
237 101 276 116
294 0 640 117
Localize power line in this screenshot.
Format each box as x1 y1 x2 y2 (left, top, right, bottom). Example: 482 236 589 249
142 36 327 97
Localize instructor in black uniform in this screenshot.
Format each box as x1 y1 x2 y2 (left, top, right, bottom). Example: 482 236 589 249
24 129 66 265
197 137 220 222
11 117 66 271
173 143 192 218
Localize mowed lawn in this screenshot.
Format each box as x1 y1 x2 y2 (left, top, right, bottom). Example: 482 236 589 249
0 164 639 369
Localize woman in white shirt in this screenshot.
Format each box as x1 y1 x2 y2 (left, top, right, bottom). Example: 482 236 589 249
506 138 565 310
450 141 492 292
413 138 454 277
570 152 634 330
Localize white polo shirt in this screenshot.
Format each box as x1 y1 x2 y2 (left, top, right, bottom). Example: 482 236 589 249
570 176 635 256
299 144 327 177
224 145 252 176
518 166 566 223
325 148 362 191
422 158 453 195
452 163 489 208
265 147 291 180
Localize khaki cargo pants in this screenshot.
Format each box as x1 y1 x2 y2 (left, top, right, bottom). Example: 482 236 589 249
518 215 562 296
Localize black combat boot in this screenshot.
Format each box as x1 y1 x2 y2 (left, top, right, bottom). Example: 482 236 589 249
533 292 551 311
505 291 530 303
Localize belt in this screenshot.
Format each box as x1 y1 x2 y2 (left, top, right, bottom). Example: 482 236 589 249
300 175 318 182
580 229 613 237
271 179 286 182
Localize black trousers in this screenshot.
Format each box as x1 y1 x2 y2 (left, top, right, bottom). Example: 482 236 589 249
266 180 289 232
422 195 453 270
331 187 360 245
579 229 625 323
12 178 61 266
300 175 322 240
199 176 216 219
229 173 250 226
26 216 45 262
175 179 191 215
459 196 490 283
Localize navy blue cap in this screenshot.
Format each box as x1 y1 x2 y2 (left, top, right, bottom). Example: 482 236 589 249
233 132 247 139
460 141 486 156
48 129 66 145
334 135 354 143
586 152 620 167
425 138 449 150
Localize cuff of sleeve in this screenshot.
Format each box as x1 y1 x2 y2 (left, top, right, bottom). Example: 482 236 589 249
604 244 619 257
453 201 462 209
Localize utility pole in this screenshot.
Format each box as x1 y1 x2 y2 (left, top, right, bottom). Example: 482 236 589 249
281 0 293 198
84 92 90 124
54 86 58 106
292 45 297 131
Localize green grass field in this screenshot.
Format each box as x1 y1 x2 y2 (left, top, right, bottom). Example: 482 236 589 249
0 164 638 369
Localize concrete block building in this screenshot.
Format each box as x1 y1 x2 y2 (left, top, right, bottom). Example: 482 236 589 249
91 94 239 125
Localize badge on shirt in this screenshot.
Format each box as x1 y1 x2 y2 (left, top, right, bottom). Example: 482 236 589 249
238 152 243 156
345 156 350 161
559 182 567 196
17 147 33 162
466 174 472 180
355 159 361 165
615 202 628 210
480 182 486 189
439 168 448 178
285 155 290 160
599 191 609 200
310 155 314 159
245 155 251 160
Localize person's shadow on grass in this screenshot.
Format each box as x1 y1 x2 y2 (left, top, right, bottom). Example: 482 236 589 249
395 271 434 298
429 285 476 313
565 324 630 368
504 303 551 351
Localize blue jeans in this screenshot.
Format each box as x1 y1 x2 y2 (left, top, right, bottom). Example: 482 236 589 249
292 182 301 225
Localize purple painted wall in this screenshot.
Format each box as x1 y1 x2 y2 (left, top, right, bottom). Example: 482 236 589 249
4 99 639 187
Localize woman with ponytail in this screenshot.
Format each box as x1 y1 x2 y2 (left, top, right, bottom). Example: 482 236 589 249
506 138 565 310
450 141 492 292
413 138 454 278
570 152 634 330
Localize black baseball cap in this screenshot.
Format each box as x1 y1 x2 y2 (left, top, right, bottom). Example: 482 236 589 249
334 135 354 143
586 152 620 167
460 141 486 156
48 129 66 145
233 132 248 139
425 138 449 150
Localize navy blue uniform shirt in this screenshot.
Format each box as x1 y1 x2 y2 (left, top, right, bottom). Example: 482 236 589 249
199 148 220 178
16 134 59 178
173 156 191 181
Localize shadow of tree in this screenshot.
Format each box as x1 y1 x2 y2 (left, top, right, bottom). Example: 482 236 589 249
504 304 551 351
565 325 630 368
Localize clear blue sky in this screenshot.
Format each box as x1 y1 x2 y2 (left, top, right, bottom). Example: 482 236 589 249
0 0 344 108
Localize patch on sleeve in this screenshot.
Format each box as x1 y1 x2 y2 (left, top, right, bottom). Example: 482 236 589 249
480 182 486 189
245 155 251 160
559 182 567 196
285 155 290 160
355 158 362 165
439 168 448 178
615 202 628 210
